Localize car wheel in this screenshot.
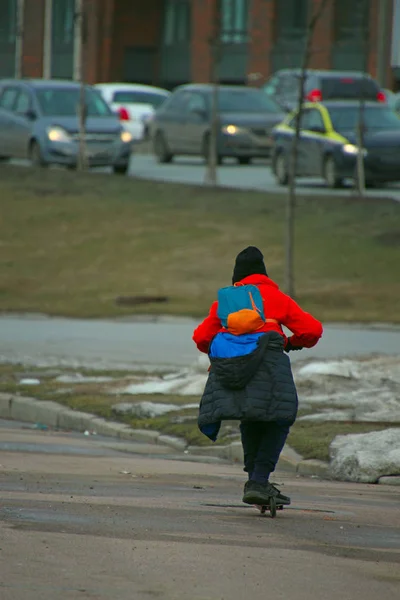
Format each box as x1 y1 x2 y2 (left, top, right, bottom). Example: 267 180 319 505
238 157 251 165
153 131 173 164
30 142 47 168
324 155 343 189
275 152 288 185
202 134 222 165
113 164 129 175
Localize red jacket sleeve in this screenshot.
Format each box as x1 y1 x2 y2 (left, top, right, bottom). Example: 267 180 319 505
282 295 323 348
192 301 221 353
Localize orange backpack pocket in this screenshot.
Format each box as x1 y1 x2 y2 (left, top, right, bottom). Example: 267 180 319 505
226 309 265 335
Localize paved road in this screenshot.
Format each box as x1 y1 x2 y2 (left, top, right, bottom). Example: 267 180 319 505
1 314 400 371
10 152 400 200
130 153 400 201
0 421 399 600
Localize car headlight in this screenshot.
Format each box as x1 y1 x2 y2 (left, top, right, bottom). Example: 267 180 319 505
221 124 244 135
47 126 71 143
120 130 133 143
342 143 367 156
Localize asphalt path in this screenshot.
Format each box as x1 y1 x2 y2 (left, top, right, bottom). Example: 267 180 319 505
1 420 399 600
0 314 399 371
130 152 400 201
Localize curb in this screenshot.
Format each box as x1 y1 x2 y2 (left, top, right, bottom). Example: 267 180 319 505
0 391 210 455
0 392 331 479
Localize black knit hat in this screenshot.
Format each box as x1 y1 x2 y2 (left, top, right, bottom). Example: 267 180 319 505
232 246 268 284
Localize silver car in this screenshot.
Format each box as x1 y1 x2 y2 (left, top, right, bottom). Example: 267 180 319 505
0 79 133 174
151 84 286 165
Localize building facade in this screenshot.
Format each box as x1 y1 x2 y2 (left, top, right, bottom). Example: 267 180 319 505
0 0 397 89
392 0 400 82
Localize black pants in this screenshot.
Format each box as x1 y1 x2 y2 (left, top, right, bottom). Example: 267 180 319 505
240 420 292 478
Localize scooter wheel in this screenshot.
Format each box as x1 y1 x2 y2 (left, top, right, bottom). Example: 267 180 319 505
269 496 277 518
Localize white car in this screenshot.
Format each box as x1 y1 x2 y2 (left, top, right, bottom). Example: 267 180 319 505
94 83 170 140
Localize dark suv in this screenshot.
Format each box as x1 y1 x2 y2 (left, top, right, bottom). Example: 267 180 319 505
261 69 386 112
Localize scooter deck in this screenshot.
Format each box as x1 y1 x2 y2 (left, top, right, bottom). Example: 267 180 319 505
256 504 284 513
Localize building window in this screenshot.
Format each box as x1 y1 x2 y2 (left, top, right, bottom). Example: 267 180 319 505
51 0 75 79
275 0 308 39
220 0 248 43
164 0 191 46
52 0 75 45
0 0 17 43
334 0 369 42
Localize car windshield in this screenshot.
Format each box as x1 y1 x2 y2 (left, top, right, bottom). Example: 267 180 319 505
112 91 168 108
36 87 113 117
328 106 400 132
218 90 281 113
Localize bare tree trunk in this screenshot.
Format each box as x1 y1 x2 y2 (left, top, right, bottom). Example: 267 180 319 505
205 2 221 186
78 80 87 172
15 0 25 79
355 28 371 198
376 0 391 88
355 93 366 197
43 0 52 78
75 1 88 172
285 0 331 298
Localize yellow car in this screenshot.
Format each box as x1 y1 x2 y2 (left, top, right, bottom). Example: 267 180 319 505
271 100 400 188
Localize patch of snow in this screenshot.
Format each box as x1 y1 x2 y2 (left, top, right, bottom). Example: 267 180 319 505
118 372 207 397
298 383 400 421
296 360 360 379
19 378 41 385
298 410 353 421
329 428 400 483
55 373 114 384
114 355 210 397
354 409 400 423
294 356 400 424
112 401 198 418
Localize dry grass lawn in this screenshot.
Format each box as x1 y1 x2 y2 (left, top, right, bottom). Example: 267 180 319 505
1 165 400 321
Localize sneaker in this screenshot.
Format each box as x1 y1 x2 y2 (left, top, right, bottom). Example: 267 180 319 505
242 480 279 505
243 480 251 494
270 482 291 506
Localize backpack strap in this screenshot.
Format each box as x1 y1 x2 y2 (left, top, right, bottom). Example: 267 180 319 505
249 291 262 315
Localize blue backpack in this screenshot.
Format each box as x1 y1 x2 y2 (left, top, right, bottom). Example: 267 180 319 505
217 283 266 335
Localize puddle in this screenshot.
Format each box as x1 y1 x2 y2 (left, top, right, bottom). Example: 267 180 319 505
1 506 95 526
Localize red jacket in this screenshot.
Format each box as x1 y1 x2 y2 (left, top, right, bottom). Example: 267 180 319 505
193 274 323 354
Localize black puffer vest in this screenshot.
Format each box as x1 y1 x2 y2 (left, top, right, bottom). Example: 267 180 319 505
198 331 298 440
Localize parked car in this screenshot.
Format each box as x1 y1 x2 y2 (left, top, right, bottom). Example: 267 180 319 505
394 93 400 115
262 69 386 112
271 100 400 188
94 83 170 140
386 91 400 114
151 84 286 164
0 79 133 173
